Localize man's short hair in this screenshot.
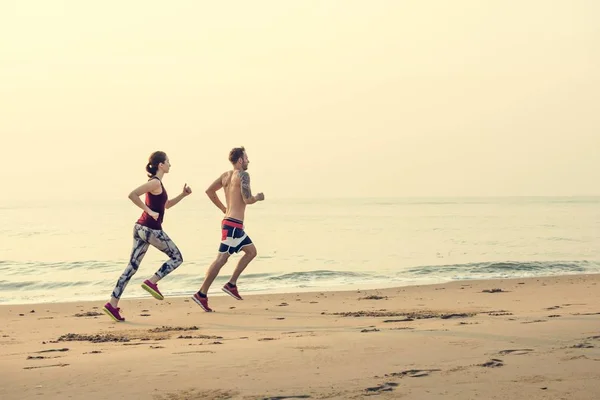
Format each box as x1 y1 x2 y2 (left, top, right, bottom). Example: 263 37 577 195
229 146 246 164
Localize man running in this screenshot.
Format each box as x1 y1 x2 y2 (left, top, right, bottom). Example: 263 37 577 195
193 146 265 312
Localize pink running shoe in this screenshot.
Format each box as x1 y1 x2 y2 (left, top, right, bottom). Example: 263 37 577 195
141 279 164 300
192 293 213 312
222 283 243 300
103 302 125 322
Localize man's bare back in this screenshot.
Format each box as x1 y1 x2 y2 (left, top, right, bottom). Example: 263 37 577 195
222 170 247 221
204 149 265 222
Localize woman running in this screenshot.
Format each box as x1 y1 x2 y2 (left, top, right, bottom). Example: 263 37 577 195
103 151 192 322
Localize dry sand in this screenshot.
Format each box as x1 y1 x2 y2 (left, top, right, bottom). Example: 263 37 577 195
1 274 599 399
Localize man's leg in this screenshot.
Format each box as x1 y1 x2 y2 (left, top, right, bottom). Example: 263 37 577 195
229 244 257 286
192 252 230 312
200 252 230 294
222 244 257 300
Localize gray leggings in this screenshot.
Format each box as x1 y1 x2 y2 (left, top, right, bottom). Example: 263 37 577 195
111 223 183 299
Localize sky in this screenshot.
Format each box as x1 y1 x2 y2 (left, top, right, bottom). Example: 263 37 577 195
1 0 599 202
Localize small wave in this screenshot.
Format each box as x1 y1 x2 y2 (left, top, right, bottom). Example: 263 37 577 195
479 261 589 272
0 260 125 272
405 260 600 279
543 237 581 242
0 279 96 291
267 270 372 282
0 280 39 290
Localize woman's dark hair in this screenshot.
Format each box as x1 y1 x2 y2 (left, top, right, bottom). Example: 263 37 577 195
146 151 167 177
228 146 246 164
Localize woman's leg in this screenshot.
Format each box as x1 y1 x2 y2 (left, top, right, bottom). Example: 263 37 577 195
146 230 184 283
139 229 183 300
109 225 150 306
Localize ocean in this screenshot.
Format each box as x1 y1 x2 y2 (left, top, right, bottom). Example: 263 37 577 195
1 197 599 305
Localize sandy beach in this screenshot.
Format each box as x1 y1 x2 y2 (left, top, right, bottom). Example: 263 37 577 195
1 274 599 400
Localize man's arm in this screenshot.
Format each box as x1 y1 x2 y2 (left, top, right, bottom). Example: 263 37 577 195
205 174 227 213
240 171 264 204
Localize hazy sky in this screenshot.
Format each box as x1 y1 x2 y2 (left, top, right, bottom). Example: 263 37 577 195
2 1 599 201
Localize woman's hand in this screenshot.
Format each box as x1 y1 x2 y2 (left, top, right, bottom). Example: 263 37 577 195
147 210 160 220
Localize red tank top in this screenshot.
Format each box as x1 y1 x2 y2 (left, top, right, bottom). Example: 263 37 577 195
136 177 168 230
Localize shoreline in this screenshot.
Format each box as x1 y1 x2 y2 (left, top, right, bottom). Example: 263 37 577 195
1 273 599 399
2 271 599 307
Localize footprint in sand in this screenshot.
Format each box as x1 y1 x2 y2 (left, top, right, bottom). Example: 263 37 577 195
153 389 236 400
441 313 472 319
383 318 414 323
385 369 441 378
482 288 507 293
23 363 69 370
57 333 130 343
361 328 380 333
499 349 533 355
177 334 223 340
172 350 215 354
488 312 513 316
293 346 329 351
36 348 69 353
364 382 399 394
572 343 594 349
73 311 103 317
572 312 600 316
149 326 199 333
479 359 504 368
359 295 388 300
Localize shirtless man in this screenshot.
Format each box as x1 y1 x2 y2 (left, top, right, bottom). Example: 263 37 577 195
192 146 265 312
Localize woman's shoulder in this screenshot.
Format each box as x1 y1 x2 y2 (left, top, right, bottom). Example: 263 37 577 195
146 176 163 188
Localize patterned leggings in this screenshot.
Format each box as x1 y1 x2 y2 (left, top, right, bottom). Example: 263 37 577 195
111 223 183 299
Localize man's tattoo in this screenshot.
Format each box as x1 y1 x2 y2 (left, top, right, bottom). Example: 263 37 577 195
240 171 252 199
